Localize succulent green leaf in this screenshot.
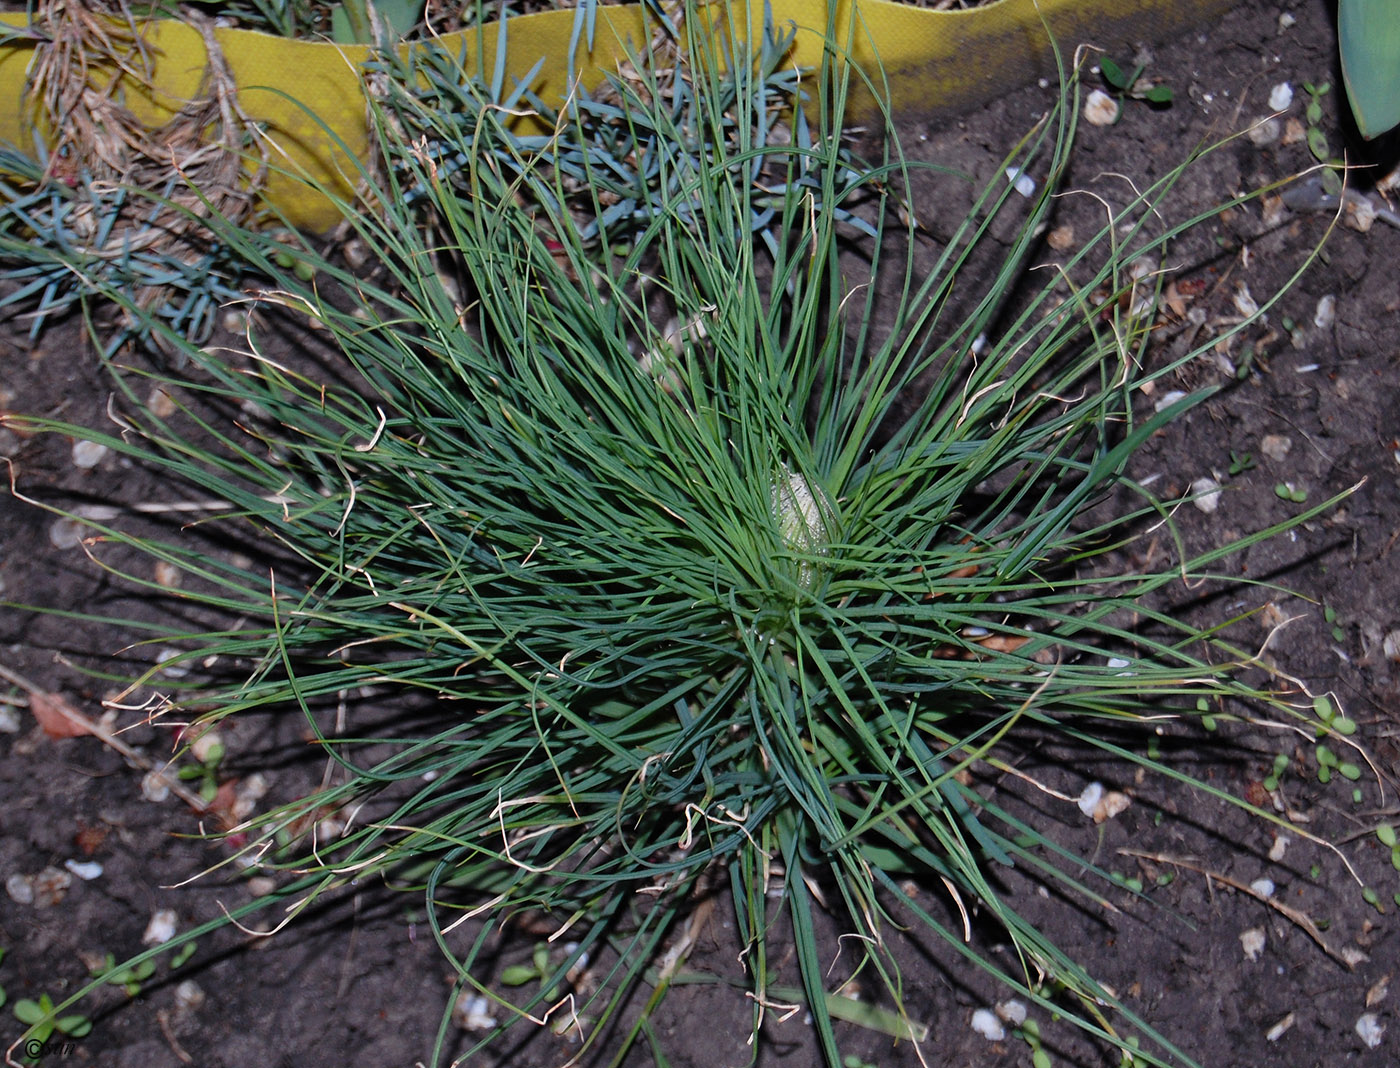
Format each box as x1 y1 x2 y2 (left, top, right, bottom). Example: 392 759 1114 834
1339 0 1400 138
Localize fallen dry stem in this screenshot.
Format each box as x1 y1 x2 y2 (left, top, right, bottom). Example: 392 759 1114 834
1118 847 1353 969
0 662 210 813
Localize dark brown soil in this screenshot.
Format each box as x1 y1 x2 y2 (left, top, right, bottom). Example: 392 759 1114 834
3 1 1399 1066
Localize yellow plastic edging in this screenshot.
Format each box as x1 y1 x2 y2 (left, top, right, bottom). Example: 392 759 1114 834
0 0 1232 232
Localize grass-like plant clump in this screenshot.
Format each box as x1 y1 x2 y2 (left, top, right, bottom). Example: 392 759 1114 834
2 4 1345 1066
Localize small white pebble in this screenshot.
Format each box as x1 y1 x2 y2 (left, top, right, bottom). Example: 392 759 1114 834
1190 477 1222 514
970 1007 1006 1041
141 769 173 803
63 859 103 881
143 908 179 945
1093 790 1132 823
1005 167 1037 198
1313 294 1336 330
190 729 223 763
1278 12 1296 29
6 873 35 905
1260 434 1292 461
71 439 108 469
1385 631 1400 662
1345 196 1377 233
1268 82 1294 111
48 517 86 550
0 706 21 734
996 999 1028 1026
1342 945 1370 967
1240 927 1266 961
1153 389 1188 413
1083 89 1120 127
1367 975 1389 1007
246 876 277 897
1247 117 1282 146
153 561 182 589
155 648 189 680
453 992 497 1033
1077 781 1105 818
147 387 178 419
1268 836 1289 862
1250 878 1276 898
1232 284 1260 318
174 980 206 1013
1356 1013 1385 1049
1266 1011 1295 1041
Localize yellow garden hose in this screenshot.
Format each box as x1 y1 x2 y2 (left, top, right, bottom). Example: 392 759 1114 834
0 0 1233 231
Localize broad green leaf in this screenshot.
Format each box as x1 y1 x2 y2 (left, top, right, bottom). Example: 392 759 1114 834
1339 0 1400 138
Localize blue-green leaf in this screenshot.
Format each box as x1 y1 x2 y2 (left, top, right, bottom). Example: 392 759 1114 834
1339 0 1400 138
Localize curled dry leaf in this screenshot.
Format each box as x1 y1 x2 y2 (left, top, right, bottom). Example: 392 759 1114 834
29 690 92 738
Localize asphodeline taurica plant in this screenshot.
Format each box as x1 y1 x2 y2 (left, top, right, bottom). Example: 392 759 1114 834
7 5 1344 1068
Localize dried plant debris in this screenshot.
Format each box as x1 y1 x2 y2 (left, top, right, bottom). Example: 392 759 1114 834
0 0 267 353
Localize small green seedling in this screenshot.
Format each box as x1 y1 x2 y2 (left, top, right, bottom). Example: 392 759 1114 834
12 993 93 1044
1228 449 1256 475
170 941 198 969
1313 694 1357 737
0 946 7 1009
1262 751 1291 791
1274 482 1308 503
842 1055 878 1068
1109 870 1144 894
1197 696 1218 732
1016 1017 1055 1068
1303 81 1332 156
177 736 225 803
1100 56 1174 107
499 943 557 1001
1119 1035 1150 1068
1323 604 1345 643
88 953 156 997
1301 81 1345 194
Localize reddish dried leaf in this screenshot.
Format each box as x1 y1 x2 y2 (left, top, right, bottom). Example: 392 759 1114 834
29 690 92 738
73 821 109 856
205 778 242 827
974 634 1032 653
